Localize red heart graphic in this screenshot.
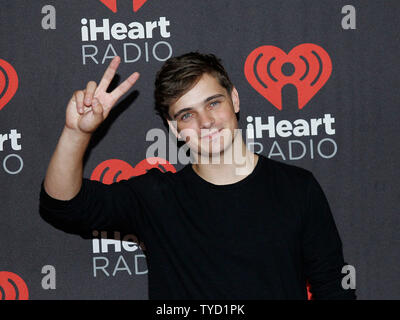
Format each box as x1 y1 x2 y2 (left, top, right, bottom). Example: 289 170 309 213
244 44 332 110
90 157 176 184
99 0 148 12
0 59 18 111
0 271 29 300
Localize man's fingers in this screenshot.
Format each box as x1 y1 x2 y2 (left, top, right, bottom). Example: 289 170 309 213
91 98 103 115
97 56 121 93
74 90 85 114
84 81 97 106
110 72 140 102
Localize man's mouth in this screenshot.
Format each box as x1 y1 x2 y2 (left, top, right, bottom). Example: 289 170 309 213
201 128 222 140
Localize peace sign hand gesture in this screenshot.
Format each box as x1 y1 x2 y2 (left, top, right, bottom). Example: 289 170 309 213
66 56 139 134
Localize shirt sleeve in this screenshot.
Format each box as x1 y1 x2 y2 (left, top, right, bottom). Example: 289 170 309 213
301 173 356 300
39 176 146 239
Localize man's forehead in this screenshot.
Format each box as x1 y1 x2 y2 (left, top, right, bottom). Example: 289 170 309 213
171 74 227 110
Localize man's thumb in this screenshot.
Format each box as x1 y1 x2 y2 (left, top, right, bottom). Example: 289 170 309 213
92 98 103 115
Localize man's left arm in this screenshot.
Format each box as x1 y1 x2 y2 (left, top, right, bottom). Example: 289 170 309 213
301 173 356 300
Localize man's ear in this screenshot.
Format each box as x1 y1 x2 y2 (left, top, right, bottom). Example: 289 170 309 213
231 87 240 113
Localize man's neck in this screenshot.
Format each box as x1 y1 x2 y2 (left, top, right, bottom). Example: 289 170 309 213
191 135 259 185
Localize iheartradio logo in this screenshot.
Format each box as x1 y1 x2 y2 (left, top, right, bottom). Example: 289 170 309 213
0 271 29 300
0 59 18 111
91 157 176 184
244 44 332 111
100 0 149 13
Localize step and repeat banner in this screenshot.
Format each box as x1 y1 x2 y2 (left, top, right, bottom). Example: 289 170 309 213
0 0 399 300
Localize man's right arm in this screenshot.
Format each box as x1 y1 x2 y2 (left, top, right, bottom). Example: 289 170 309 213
43 56 139 201
40 56 144 236
43 126 91 200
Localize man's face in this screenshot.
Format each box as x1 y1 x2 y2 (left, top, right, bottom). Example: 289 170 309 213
167 73 240 159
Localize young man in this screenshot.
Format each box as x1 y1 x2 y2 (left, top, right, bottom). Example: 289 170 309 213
40 52 356 300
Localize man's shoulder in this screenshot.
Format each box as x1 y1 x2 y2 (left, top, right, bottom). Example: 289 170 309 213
262 155 312 178
122 166 181 189
259 155 314 189
126 157 315 189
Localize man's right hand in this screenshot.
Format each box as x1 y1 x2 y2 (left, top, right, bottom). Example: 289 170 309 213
66 56 140 134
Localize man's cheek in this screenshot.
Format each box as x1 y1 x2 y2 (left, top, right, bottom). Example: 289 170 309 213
179 128 199 143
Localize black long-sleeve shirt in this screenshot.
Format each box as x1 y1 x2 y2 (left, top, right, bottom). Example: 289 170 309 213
39 154 356 300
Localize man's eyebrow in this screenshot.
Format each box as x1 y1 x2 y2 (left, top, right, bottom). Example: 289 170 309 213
173 107 193 119
173 94 225 119
204 93 225 102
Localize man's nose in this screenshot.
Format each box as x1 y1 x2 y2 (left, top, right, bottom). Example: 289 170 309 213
198 110 215 128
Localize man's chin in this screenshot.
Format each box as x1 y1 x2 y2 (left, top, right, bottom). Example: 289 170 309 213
190 146 231 164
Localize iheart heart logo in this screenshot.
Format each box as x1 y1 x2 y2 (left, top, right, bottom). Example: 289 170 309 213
0 271 29 300
99 0 149 13
0 59 18 111
91 157 176 184
244 44 332 111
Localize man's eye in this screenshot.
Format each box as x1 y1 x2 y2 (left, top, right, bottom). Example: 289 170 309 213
181 113 192 121
210 101 220 107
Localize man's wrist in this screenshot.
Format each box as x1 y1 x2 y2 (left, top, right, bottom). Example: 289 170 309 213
62 125 92 145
